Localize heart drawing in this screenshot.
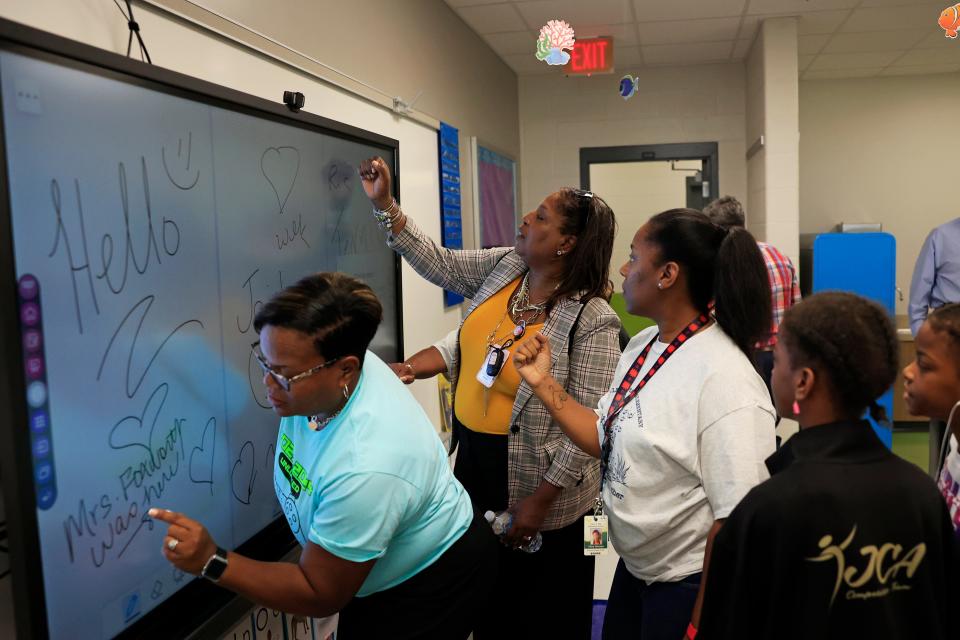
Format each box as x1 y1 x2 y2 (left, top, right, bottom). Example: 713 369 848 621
260 146 301 215
188 416 217 495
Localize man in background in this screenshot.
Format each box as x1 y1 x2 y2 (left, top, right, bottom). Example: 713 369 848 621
704 196 801 396
909 217 960 475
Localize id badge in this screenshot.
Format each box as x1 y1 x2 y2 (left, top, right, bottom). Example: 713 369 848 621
583 515 609 556
476 345 509 388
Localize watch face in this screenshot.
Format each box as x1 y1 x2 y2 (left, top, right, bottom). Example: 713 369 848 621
203 548 228 581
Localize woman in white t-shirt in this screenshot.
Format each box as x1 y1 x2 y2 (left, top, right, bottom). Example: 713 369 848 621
515 209 777 640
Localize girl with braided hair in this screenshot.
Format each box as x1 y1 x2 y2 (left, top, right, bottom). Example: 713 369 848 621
903 303 960 532
699 292 959 640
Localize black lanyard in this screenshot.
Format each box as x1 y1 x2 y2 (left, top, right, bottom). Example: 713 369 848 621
598 314 709 505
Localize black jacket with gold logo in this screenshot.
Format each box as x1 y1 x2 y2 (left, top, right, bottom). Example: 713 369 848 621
700 420 959 639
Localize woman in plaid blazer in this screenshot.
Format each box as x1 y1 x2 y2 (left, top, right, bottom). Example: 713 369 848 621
360 157 621 639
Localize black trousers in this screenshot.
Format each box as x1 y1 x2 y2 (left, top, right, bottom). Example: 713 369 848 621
602 560 701 640
337 511 497 639
453 421 596 639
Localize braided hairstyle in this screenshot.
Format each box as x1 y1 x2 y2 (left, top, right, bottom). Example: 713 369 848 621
779 291 898 424
928 303 960 357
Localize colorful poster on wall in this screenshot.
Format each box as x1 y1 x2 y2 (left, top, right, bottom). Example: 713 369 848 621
475 144 518 249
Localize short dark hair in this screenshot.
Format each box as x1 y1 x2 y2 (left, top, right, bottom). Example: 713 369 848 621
551 188 617 307
779 291 898 424
253 272 382 364
644 208 771 358
928 303 960 356
703 196 745 229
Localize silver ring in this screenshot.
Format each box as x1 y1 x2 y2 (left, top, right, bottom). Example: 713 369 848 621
167 538 180 551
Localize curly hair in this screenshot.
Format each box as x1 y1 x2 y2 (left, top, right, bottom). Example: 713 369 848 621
779 291 898 425
253 272 382 364
928 303 960 357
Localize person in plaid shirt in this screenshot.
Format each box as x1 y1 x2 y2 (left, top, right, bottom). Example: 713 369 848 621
704 196 801 396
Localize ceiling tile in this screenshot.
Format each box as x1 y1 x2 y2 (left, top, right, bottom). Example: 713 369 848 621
731 38 755 59
880 64 960 76
516 0 635 30
799 34 831 55
635 17 741 45
840 4 949 32
632 0 746 22
484 30 537 55
798 54 816 70
747 0 859 14
616 45 645 67
797 10 854 34
571 23 640 46
641 41 734 65
444 0 507 6
822 29 929 53
859 0 939 5
808 50 903 69
504 52 554 74
916 28 960 48
740 11 851 37
803 67 884 79
891 46 960 66
455 3 527 34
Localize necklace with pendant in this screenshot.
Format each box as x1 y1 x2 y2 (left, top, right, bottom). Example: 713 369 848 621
308 410 341 431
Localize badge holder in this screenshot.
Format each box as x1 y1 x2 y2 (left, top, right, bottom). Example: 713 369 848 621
584 499 609 556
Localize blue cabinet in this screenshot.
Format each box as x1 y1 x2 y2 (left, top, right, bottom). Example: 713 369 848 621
812 232 896 447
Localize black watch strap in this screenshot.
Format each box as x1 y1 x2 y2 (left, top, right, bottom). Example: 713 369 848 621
201 546 228 582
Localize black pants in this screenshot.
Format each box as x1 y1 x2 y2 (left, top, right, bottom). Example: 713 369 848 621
453 421 596 639
337 511 497 639
602 560 701 640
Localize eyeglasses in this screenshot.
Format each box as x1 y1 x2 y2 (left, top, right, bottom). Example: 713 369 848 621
251 341 340 391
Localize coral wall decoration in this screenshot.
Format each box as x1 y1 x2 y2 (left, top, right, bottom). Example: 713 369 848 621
536 19 576 65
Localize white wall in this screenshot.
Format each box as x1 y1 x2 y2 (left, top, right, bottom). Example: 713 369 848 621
799 71 960 315
0 0 489 427
745 17 800 264
519 63 748 229
590 159 702 273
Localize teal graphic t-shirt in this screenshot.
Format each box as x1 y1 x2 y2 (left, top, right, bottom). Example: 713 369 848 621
274 351 472 596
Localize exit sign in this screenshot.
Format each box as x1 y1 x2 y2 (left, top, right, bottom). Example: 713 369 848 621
563 36 614 75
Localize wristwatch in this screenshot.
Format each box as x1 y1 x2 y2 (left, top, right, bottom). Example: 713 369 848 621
201 546 229 582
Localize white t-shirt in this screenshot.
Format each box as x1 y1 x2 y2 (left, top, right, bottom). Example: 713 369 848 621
595 323 776 582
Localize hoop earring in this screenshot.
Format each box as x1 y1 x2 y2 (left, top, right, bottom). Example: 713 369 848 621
792 400 800 416
556 249 564 256
343 385 349 400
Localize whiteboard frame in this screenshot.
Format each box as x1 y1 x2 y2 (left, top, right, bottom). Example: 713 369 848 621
0 17 403 640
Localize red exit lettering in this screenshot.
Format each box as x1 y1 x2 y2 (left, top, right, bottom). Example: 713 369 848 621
564 37 614 75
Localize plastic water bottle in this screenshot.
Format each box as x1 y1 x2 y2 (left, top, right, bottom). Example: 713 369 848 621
483 510 542 553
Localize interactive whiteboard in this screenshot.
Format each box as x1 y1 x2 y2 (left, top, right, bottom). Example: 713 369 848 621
0 31 400 640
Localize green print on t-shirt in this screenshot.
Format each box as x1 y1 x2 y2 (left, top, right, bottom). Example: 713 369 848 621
278 433 314 498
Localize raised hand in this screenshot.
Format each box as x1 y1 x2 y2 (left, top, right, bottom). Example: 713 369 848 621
513 332 552 389
358 156 393 210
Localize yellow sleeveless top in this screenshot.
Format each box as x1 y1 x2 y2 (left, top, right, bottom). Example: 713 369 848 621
455 278 544 435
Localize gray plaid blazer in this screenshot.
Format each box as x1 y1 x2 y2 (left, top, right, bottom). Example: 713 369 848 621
388 218 621 530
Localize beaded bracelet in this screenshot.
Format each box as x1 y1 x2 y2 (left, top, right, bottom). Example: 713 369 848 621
373 199 403 231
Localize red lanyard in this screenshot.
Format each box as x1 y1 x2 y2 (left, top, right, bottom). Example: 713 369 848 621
599 314 709 489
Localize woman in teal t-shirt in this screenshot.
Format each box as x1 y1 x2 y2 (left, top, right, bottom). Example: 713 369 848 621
151 272 495 639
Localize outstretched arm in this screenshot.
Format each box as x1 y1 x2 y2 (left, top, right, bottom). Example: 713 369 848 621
514 333 603 458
